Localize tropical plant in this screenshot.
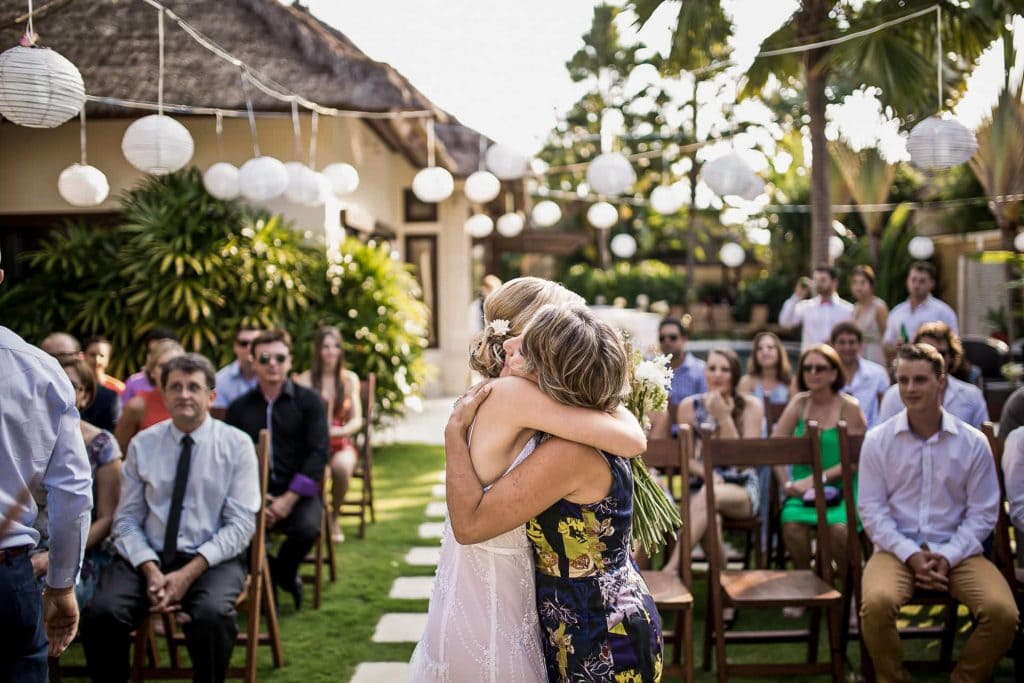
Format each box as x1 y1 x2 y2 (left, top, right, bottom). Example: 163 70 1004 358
561 259 689 306
830 143 898 266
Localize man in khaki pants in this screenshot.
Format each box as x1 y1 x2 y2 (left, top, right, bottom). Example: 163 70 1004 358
858 343 1017 682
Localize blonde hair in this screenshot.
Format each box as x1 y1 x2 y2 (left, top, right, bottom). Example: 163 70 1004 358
469 277 583 378
519 304 629 413
145 339 185 384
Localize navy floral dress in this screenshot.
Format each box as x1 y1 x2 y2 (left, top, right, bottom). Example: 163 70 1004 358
526 448 663 682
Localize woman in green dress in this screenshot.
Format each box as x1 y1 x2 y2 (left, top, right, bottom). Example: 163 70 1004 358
771 344 866 616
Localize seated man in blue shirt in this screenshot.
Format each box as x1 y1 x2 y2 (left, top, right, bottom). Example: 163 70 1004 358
647 317 706 438
213 324 263 410
82 354 261 683
858 344 1017 683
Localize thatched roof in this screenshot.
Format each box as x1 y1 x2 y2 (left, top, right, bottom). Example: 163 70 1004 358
0 0 487 174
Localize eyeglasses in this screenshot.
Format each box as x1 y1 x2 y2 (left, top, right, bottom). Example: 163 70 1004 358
258 353 289 365
659 334 680 342
802 363 834 374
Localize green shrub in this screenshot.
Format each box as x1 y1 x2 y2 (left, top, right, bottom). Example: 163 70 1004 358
561 259 687 305
733 272 793 322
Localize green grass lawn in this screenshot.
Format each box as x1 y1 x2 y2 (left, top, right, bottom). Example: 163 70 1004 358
58 442 1016 681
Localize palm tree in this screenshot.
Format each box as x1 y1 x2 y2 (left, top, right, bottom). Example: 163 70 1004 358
830 143 898 266
629 0 1020 268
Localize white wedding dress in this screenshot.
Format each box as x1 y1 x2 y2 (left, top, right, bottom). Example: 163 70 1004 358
408 434 547 683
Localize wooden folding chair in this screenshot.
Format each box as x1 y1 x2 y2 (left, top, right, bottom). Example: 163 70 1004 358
132 429 284 682
701 422 844 682
983 421 1024 677
837 421 958 681
340 373 376 538
763 402 787 569
639 426 695 683
300 472 337 610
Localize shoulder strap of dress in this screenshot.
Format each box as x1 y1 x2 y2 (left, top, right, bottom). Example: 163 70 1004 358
838 395 847 420
799 394 810 422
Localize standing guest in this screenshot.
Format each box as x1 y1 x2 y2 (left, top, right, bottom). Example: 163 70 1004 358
42 332 120 432
858 344 1017 682
830 322 891 429
1004 426 1024 534
779 265 854 351
999 385 1024 442
83 335 125 395
0 253 93 678
738 330 793 408
114 340 185 453
883 261 959 357
293 326 363 544
82 353 260 683
772 344 866 613
850 265 888 365
213 324 262 410
226 330 328 610
120 328 180 405
647 317 706 438
877 324 988 429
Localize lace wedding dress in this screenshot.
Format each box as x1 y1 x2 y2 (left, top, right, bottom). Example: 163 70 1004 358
408 435 547 683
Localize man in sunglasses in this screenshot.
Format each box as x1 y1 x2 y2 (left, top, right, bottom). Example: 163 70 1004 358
226 329 328 610
213 324 263 410
647 317 706 438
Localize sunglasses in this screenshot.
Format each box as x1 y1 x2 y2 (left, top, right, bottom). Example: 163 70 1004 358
802 363 834 374
236 338 257 347
258 353 289 365
659 334 680 342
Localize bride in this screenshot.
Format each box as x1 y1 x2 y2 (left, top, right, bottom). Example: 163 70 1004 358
409 278 646 682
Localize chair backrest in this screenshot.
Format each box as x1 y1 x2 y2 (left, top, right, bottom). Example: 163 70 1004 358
250 429 270 577
642 425 694 587
837 421 865 567
701 423 832 583
982 421 1018 587
749 303 769 326
764 402 786 436
359 373 376 459
210 406 227 421
962 335 1010 379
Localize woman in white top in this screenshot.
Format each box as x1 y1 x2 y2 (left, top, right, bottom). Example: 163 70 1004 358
850 265 888 365
409 278 646 682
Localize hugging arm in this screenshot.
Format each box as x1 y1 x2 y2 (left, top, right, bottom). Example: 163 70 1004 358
492 377 645 457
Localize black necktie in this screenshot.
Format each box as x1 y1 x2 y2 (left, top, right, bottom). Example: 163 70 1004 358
163 434 193 567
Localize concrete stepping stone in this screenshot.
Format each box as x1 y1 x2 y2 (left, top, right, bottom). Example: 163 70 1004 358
389 576 435 600
350 662 409 682
425 501 447 518
372 613 428 643
404 547 441 566
417 522 445 539
430 483 446 498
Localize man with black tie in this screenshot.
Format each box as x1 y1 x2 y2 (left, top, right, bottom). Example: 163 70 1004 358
81 354 260 683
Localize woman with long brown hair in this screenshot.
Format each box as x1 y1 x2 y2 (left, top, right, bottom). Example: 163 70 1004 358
738 331 793 408
294 326 363 543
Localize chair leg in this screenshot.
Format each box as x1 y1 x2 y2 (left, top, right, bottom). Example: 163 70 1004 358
245 572 262 683
161 611 182 668
313 520 325 610
683 607 695 683
670 608 683 670
366 463 376 523
262 563 285 668
702 587 714 672
131 620 149 683
827 604 844 683
326 517 337 583
712 594 729 683
939 603 957 663
807 606 821 664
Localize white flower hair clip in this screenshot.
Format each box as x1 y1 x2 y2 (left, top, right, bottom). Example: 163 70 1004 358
488 319 511 336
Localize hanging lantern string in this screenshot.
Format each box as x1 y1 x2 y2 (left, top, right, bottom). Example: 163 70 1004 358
157 6 164 116
25 0 33 41
291 99 302 161
240 70 260 157
935 4 943 114
309 110 319 169
78 107 87 165
214 110 224 160
426 117 436 168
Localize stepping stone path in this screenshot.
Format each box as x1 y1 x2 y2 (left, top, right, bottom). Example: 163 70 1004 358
358 469 445 681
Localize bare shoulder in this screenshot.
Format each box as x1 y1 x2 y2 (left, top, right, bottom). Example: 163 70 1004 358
739 392 763 415
737 375 756 393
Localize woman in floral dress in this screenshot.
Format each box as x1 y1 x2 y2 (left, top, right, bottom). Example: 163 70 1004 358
446 304 663 682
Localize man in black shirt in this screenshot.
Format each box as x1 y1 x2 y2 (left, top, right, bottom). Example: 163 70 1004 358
225 329 328 610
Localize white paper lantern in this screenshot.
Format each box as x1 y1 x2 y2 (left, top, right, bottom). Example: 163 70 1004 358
587 201 619 230
496 212 525 238
586 152 636 196
203 162 240 200
829 235 845 261
738 174 766 201
610 233 638 259
1014 232 1024 252
57 163 108 207
649 184 685 215
485 144 529 180
702 153 758 197
719 242 745 268
284 162 324 206
908 236 935 260
464 214 494 239
121 115 194 175
906 116 978 170
322 162 360 196
531 200 562 228
412 166 455 203
0 45 85 128
238 156 288 202
464 170 501 204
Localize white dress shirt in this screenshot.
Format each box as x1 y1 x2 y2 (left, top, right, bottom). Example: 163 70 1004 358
114 415 261 568
842 358 891 428
883 294 959 345
1002 426 1024 534
779 293 854 350
0 326 92 588
877 375 988 429
859 409 998 568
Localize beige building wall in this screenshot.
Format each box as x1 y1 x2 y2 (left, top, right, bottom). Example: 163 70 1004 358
0 114 472 397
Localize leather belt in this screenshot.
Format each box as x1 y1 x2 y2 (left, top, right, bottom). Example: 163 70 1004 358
0 545 31 564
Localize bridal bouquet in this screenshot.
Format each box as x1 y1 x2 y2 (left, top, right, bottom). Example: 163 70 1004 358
624 340 682 555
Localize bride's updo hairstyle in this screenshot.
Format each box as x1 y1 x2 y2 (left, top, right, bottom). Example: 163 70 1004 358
470 277 583 378
519 304 629 413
